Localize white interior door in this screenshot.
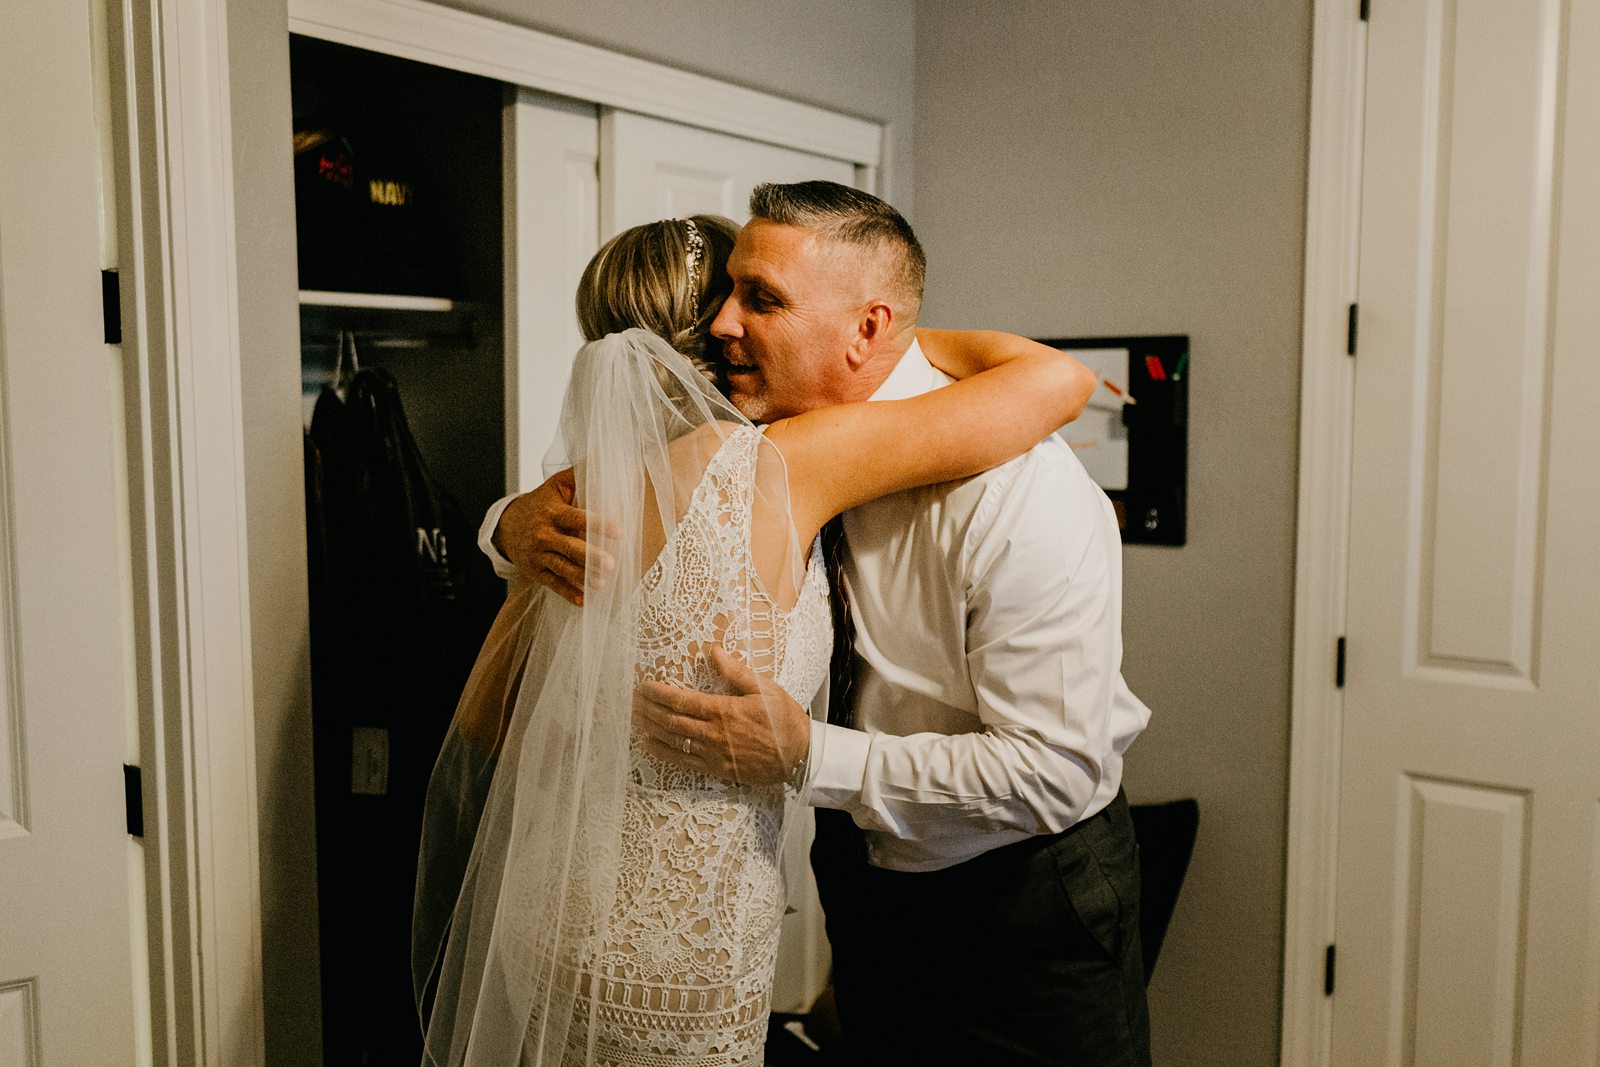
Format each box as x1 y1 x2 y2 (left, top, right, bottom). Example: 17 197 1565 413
505 90 602 490
1333 0 1600 1064
507 102 861 1015
510 105 862 486
0 2 141 1064
601 110 859 236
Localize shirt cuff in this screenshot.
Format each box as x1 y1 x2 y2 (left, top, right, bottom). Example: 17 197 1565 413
806 722 871 810
477 494 520 580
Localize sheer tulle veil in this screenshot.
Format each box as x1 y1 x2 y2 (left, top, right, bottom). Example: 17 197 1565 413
413 328 823 1065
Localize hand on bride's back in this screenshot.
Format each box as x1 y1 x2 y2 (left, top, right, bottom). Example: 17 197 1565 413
496 468 612 605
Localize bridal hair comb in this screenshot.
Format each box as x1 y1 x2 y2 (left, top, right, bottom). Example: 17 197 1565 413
682 217 705 320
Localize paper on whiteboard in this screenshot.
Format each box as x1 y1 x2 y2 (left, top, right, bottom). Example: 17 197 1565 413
1055 347 1130 491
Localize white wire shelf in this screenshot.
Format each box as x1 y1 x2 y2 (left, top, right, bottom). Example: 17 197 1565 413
298 289 457 312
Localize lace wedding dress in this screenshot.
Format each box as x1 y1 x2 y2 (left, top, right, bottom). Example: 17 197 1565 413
561 425 831 1066
418 333 830 1067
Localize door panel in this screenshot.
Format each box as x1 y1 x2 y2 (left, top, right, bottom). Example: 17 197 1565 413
505 90 601 488
512 103 860 472
0 0 140 1063
601 109 858 235
1334 0 1600 1063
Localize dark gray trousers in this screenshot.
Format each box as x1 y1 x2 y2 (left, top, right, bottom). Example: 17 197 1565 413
812 790 1151 1066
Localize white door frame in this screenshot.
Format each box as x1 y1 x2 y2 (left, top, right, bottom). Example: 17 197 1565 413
108 0 268 1062
1280 2 1367 1065
114 0 887 1060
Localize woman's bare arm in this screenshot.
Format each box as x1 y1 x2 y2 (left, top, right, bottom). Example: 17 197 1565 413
918 328 1087 402
766 330 1096 538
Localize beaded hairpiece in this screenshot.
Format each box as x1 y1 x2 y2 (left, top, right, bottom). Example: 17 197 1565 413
681 217 705 321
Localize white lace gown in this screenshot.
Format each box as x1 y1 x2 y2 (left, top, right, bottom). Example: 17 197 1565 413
565 426 831 1066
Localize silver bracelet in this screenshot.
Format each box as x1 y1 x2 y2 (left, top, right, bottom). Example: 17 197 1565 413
787 748 809 794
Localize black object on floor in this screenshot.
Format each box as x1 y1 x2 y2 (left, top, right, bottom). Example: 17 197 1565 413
1129 797 1200 983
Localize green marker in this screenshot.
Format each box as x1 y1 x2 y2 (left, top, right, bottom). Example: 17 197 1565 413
1174 351 1189 380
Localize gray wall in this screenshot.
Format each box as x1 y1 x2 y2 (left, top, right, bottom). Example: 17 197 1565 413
445 0 918 214
228 1 917 1060
913 3 1312 1064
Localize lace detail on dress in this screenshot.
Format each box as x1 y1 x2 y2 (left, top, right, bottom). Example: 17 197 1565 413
566 425 830 1066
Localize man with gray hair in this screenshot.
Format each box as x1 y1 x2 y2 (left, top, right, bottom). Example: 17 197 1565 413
484 180 1152 1065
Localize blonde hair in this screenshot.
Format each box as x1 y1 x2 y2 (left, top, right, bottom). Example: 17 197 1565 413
575 215 739 390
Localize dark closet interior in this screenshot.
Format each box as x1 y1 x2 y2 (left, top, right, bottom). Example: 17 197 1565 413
293 33 506 518
291 34 507 1064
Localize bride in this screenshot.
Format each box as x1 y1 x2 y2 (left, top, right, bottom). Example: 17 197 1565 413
414 214 1094 1066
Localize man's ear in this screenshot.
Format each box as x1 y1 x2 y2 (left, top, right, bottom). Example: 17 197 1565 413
845 300 894 370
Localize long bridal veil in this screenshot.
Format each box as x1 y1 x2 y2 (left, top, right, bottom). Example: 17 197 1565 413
413 328 822 1065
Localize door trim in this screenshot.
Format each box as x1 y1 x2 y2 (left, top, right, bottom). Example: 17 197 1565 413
109 0 266 1062
1280 1 1367 1064
287 0 884 171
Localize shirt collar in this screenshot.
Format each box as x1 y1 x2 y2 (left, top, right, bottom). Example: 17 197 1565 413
868 338 953 402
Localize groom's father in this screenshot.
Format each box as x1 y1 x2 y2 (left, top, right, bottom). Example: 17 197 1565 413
488 182 1152 1066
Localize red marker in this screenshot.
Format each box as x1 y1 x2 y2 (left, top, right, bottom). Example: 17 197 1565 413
1100 379 1137 405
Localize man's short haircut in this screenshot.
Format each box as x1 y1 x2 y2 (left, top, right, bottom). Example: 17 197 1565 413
748 180 926 323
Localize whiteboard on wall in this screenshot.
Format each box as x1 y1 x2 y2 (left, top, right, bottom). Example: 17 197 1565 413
1056 346 1132 491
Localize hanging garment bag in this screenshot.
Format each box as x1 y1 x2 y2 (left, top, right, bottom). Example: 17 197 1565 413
305 348 491 1065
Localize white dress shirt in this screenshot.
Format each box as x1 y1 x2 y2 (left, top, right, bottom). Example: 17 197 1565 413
478 339 1151 872
805 340 1150 871
478 498 521 582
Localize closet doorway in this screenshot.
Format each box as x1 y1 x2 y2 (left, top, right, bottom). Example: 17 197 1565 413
279 0 883 1058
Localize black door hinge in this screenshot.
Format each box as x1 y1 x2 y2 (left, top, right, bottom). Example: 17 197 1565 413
1359 0 1370 21
101 269 122 345
1324 943 1337 995
123 764 144 837
1335 636 1347 688
1346 303 1358 356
